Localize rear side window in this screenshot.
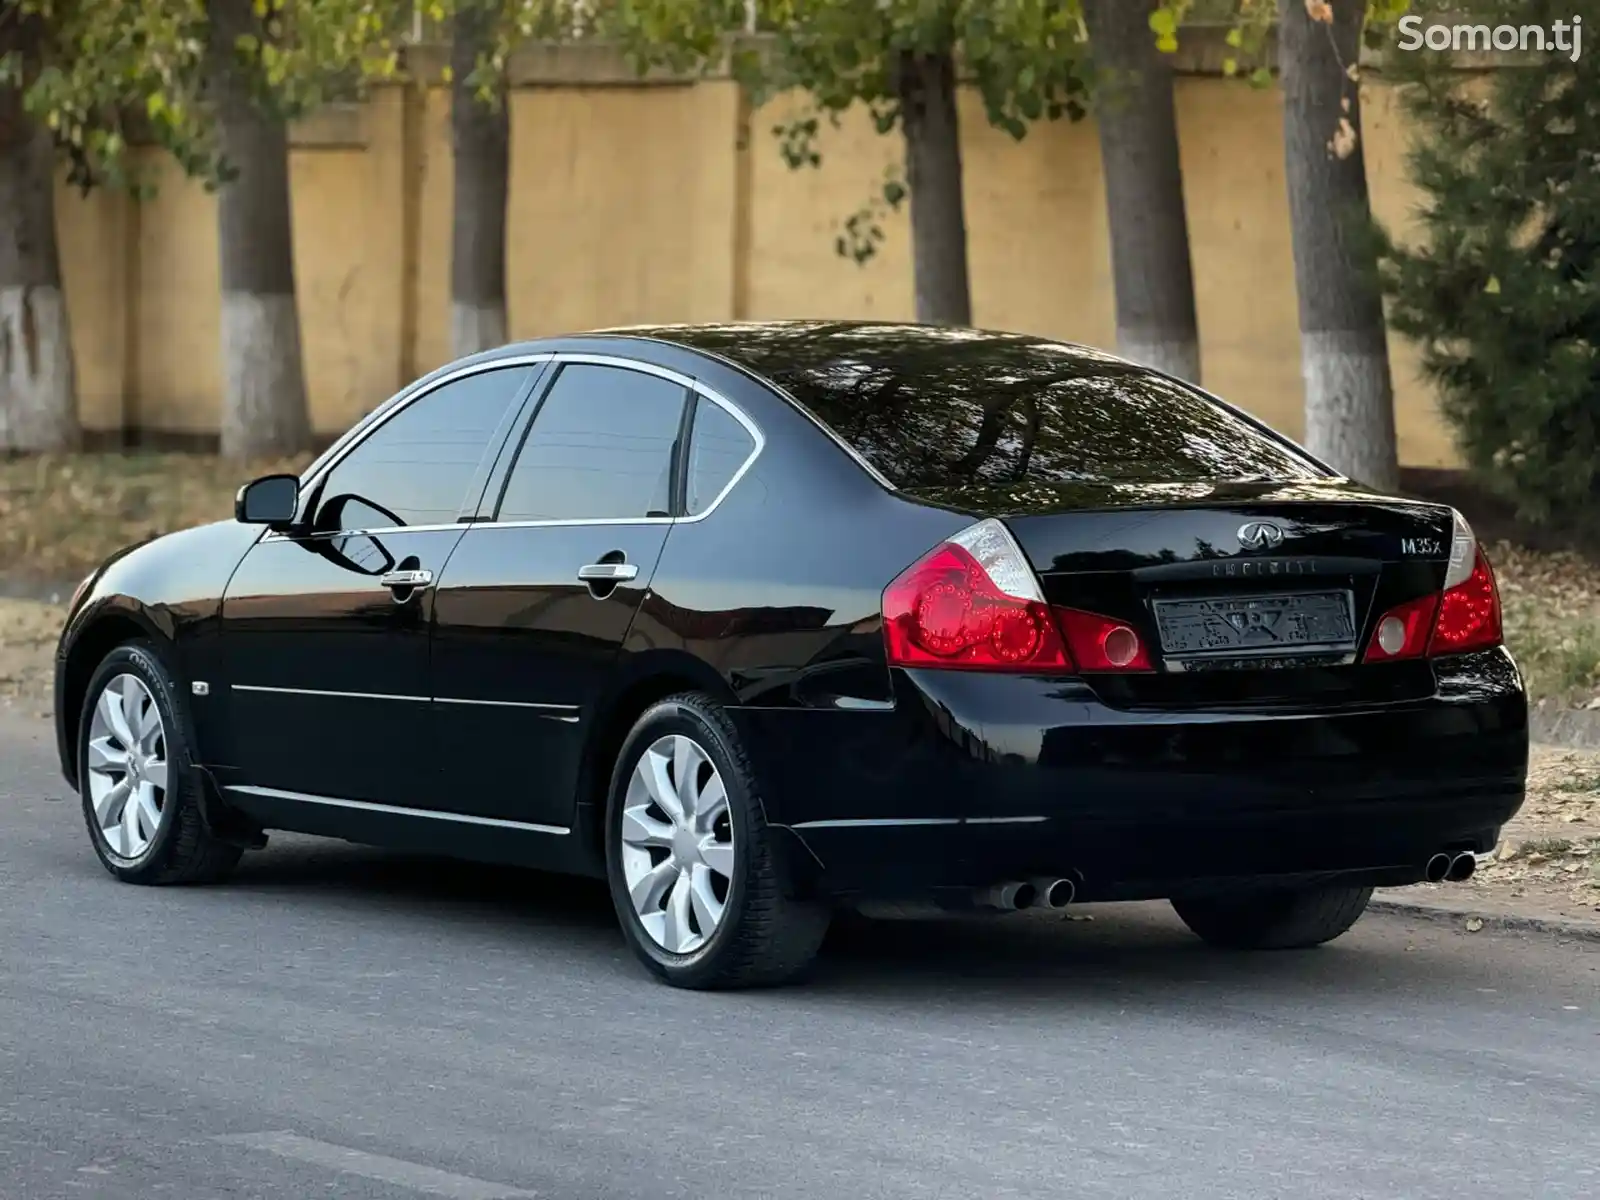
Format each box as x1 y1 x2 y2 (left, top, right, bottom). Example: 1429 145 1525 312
686 399 757 516
766 348 1327 488
496 364 687 522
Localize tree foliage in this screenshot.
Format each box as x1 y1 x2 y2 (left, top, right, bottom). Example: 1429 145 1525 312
1380 0 1600 524
8 0 405 194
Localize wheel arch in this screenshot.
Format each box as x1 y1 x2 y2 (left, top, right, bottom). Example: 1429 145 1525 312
59 603 176 791
576 651 740 870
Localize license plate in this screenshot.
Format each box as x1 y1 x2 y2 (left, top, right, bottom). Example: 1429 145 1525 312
1153 590 1356 658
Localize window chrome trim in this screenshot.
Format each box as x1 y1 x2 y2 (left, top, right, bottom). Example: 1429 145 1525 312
263 350 764 541
225 785 571 836
617 336 897 493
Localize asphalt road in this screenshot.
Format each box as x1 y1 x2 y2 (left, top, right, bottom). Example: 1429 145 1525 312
2 713 1597 1200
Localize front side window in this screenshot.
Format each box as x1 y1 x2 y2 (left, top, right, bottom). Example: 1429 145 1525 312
496 364 687 522
312 367 531 530
686 398 757 516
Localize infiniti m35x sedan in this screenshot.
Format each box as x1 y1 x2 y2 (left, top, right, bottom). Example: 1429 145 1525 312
53 321 1528 989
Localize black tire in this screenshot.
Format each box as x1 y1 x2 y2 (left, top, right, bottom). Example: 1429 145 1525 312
1171 884 1373 951
77 641 244 886
604 692 830 989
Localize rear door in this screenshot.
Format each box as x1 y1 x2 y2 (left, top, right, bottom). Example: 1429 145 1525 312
219 363 537 806
428 359 691 828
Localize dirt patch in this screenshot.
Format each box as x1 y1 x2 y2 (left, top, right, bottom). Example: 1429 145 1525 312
1398 744 1600 926
0 598 64 719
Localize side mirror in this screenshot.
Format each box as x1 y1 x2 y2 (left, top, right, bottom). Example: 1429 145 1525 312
235 474 300 530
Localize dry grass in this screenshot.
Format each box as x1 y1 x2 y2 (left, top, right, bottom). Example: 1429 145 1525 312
0 452 312 583
1488 540 1600 711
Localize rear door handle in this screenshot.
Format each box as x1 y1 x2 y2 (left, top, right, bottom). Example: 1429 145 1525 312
380 568 434 590
577 562 639 583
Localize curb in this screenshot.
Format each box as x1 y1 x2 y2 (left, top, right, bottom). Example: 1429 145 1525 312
1371 895 1600 943
1529 705 1600 751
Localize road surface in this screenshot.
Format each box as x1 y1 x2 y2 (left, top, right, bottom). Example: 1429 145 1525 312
2 712 1596 1200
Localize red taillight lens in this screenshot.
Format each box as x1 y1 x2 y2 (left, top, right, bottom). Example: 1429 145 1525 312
1428 547 1502 655
882 539 1073 672
1363 593 1439 662
1363 511 1503 663
1055 607 1153 672
881 519 1156 675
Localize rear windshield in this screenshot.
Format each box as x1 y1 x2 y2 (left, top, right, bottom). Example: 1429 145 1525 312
759 339 1328 489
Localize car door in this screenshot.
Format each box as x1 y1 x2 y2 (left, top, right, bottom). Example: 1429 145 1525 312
219 363 539 807
428 359 692 827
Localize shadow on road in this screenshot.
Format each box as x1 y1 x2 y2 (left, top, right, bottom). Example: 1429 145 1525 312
213 838 1500 1004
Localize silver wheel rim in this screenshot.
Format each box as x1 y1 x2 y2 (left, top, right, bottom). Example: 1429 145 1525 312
619 733 735 955
85 674 169 861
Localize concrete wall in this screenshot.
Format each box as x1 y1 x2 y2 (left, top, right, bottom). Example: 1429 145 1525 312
53 44 1453 465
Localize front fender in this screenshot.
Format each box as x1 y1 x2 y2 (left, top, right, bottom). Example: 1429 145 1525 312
54 520 263 789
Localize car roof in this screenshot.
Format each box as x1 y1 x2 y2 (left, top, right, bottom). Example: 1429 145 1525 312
454 321 1135 387
583 320 1135 381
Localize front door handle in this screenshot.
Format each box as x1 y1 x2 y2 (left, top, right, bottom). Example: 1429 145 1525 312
380 568 434 596
577 562 639 583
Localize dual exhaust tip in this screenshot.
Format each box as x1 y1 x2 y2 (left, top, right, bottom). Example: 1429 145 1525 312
976 876 1077 912
1425 851 1478 884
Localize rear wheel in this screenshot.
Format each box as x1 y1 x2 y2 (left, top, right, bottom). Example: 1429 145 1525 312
1171 883 1372 950
78 642 244 886
604 692 830 989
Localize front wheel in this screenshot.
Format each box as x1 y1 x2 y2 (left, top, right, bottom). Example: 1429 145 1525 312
1171 883 1373 951
604 692 830 989
78 641 244 886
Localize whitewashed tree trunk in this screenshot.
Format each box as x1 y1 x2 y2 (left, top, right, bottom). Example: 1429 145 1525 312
0 94 79 452
207 0 312 459
896 50 973 327
449 0 510 359
1082 0 1202 384
1278 0 1399 490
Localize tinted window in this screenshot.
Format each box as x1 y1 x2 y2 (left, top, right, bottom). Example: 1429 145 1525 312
641 322 1328 488
497 364 686 522
686 399 756 516
313 367 530 530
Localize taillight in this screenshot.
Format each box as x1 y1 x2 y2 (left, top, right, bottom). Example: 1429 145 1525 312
1055 608 1153 671
1363 509 1503 662
882 519 1072 672
1430 545 1502 654
881 519 1152 674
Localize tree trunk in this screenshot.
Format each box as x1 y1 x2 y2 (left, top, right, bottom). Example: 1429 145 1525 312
1277 0 1398 490
0 73 80 452
896 51 972 326
1082 0 1202 384
449 1 510 359
206 0 312 459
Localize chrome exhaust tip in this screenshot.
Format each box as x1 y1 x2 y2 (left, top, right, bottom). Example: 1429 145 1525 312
1445 852 1477 883
1424 853 1452 883
975 881 1037 911
1029 876 1077 909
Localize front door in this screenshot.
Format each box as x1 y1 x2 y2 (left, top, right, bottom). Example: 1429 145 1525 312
430 361 689 827
219 364 537 807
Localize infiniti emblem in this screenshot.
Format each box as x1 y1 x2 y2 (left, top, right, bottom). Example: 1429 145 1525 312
1237 520 1285 551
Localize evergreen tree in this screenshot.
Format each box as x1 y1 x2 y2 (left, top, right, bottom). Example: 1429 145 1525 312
1381 0 1600 524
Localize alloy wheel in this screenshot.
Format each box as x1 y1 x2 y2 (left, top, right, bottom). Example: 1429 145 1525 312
619 733 736 954
85 674 170 861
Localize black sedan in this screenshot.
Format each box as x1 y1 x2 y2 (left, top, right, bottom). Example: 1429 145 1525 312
52 321 1528 988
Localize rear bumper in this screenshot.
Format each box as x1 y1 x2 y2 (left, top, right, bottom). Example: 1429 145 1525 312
731 648 1528 900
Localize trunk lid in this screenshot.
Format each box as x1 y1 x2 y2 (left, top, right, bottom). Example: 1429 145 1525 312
909 478 1457 709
